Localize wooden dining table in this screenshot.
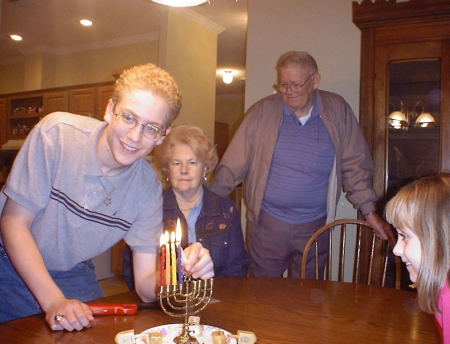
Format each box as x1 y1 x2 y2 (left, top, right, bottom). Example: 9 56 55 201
0 277 439 344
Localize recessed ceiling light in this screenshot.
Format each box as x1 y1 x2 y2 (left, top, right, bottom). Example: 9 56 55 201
10 34 23 41
80 19 93 27
152 0 208 7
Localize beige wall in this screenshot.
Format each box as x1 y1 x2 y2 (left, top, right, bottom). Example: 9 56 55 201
0 63 24 95
52 41 159 87
246 0 361 220
215 93 245 136
159 9 218 141
23 54 45 91
0 40 159 94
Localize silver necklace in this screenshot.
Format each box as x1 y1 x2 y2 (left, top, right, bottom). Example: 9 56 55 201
103 189 114 206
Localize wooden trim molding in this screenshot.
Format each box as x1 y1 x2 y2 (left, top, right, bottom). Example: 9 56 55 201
353 0 450 29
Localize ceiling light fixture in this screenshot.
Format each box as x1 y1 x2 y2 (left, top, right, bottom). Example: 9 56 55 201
151 0 208 7
222 70 234 84
80 19 93 27
10 34 23 41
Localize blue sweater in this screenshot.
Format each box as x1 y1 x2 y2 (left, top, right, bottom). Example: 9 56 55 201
262 100 335 224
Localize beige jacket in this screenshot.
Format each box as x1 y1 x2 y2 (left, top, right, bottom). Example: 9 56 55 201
210 90 377 228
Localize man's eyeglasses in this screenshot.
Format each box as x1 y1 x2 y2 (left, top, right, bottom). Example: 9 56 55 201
114 112 166 140
277 72 316 93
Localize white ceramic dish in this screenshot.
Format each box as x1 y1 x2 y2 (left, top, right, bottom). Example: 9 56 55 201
116 323 235 344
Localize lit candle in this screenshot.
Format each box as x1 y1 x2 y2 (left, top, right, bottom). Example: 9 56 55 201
176 218 184 284
170 231 177 285
164 231 171 285
159 233 166 287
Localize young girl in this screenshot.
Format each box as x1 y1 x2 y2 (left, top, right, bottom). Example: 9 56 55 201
385 173 449 343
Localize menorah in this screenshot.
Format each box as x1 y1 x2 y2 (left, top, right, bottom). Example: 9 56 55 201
159 276 214 344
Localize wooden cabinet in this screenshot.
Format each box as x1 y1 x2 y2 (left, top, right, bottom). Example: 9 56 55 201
353 0 450 198
353 0 450 288
0 98 6 147
0 81 114 146
43 84 113 119
96 84 115 118
69 87 96 117
43 91 69 115
7 95 43 140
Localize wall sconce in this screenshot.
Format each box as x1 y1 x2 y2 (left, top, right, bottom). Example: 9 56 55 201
388 110 408 130
151 0 208 7
415 112 435 127
388 101 436 130
222 70 234 84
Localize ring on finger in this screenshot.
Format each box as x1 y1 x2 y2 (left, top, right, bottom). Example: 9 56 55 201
54 314 65 322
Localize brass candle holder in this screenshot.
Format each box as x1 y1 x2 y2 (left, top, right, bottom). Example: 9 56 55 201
159 276 214 344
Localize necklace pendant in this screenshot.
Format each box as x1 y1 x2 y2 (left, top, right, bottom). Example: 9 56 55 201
104 196 112 206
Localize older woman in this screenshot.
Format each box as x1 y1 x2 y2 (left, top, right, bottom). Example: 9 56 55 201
124 126 248 288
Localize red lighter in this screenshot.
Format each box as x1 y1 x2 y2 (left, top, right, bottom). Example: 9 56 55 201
87 303 138 316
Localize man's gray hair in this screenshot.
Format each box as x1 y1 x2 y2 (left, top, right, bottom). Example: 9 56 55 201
276 51 318 73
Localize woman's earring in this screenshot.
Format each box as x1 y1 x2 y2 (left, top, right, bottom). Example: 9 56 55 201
203 174 208 182
165 176 169 182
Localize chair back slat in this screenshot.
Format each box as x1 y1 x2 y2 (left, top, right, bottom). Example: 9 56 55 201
367 233 376 285
327 230 332 280
314 241 319 280
354 225 362 283
300 219 401 288
339 225 346 281
381 242 389 287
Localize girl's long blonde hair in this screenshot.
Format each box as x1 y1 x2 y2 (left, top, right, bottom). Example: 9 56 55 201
385 173 449 313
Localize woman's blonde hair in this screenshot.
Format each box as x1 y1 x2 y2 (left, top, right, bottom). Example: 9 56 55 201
112 63 182 127
154 125 218 179
385 173 450 313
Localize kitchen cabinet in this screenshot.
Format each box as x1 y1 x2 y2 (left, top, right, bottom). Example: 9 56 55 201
1 81 114 144
43 91 69 115
69 87 96 118
96 84 115 118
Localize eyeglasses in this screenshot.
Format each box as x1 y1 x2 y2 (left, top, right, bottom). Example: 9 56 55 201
277 72 316 93
114 112 166 140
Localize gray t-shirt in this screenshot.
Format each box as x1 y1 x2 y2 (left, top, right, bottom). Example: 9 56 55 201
0 112 162 271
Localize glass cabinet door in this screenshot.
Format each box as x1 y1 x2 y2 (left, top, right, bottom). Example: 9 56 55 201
386 60 441 199
373 40 449 200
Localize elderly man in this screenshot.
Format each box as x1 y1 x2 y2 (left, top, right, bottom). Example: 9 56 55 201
210 51 393 278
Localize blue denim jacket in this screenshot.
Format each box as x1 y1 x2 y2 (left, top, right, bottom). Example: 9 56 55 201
163 186 248 277
123 186 248 289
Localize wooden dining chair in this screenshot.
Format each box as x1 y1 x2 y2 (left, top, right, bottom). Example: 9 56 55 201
300 219 401 288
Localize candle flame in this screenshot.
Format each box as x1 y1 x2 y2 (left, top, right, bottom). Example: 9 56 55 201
176 218 182 243
160 233 165 246
171 231 176 244
164 230 169 244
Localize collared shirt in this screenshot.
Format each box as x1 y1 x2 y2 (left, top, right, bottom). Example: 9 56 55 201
187 197 203 244
298 106 313 125
0 112 162 270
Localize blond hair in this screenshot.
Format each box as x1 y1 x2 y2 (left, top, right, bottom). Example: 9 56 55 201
385 173 450 313
154 125 218 176
112 64 182 126
276 51 318 75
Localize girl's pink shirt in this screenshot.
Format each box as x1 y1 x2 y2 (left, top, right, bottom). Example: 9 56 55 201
435 279 450 343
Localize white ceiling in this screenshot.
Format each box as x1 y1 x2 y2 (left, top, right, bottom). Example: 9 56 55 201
0 0 247 94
